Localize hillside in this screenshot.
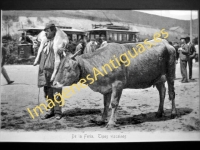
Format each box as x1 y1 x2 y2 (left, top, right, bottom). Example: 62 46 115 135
2 10 198 42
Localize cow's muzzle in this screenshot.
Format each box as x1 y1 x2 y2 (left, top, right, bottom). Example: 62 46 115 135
52 81 64 89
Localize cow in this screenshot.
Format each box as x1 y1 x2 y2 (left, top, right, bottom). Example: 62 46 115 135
52 39 177 128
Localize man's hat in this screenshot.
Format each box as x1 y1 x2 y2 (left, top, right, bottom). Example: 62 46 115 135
44 23 56 31
180 36 186 40
185 36 190 40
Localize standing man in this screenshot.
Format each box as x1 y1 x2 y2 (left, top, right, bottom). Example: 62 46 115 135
83 38 97 54
185 37 196 80
1 39 14 85
173 42 180 79
74 39 85 56
37 23 63 120
173 42 180 63
193 38 199 62
178 37 189 83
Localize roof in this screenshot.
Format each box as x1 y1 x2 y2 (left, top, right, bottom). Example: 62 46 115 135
86 28 139 33
61 28 85 33
169 26 182 31
18 27 85 33
18 28 43 31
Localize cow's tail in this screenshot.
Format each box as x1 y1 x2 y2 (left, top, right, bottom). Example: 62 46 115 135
163 39 176 101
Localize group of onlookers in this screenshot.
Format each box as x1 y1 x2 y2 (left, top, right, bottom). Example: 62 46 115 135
67 34 108 56
169 36 198 83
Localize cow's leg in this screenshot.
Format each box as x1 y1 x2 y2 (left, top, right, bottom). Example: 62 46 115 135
106 82 123 128
167 77 177 118
102 92 112 122
95 92 111 124
155 82 166 118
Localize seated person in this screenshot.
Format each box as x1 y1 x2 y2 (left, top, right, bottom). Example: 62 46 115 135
19 33 33 44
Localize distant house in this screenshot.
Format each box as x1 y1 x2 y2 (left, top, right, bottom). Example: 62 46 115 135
169 26 185 33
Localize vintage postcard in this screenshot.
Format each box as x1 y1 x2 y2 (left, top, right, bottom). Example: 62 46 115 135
0 9 199 142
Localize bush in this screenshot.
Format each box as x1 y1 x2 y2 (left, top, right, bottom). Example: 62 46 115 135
6 55 18 64
3 38 36 65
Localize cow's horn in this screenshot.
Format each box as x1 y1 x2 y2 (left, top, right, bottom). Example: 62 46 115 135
70 49 81 59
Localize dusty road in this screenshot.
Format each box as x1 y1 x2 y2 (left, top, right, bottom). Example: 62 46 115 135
1 62 199 132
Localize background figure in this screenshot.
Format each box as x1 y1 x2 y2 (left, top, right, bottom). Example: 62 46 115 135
19 33 33 44
95 37 101 49
193 38 199 62
1 39 14 85
172 42 180 79
65 39 76 54
173 42 180 63
185 37 196 80
178 38 189 83
74 39 85 55
83 38 97 54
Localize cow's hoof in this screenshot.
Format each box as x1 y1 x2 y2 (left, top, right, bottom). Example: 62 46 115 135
106 123 119 129
171 110 177 119
96 120 106 125
90 118 106 125
170 113 177 119
155 111 165 118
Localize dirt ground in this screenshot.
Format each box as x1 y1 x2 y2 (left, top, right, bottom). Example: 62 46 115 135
1 61 200 132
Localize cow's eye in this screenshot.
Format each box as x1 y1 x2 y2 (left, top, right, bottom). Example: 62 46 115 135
64 64 70 69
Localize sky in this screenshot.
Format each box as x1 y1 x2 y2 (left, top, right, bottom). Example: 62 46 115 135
135 10 198 20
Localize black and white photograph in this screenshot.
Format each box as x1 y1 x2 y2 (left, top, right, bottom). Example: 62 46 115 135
0 4 199 142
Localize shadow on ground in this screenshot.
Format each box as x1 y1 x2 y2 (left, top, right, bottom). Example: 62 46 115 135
116 107 193 125
0 107 193 130
62 107 193 128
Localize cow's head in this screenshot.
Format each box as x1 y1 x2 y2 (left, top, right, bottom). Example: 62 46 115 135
52 50 82 89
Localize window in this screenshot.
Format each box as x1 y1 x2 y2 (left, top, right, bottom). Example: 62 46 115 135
127 34 129 41
122 34 127 41
78 35 82 40
118 33 122 41
108 32 113 41
132 34 136 42
114 33 117 41
129 34 133 41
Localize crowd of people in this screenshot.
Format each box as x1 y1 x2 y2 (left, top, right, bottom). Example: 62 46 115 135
67 34 108 56
169 36 198 83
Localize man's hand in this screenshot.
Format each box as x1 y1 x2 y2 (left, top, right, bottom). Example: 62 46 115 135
178 48 182 53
